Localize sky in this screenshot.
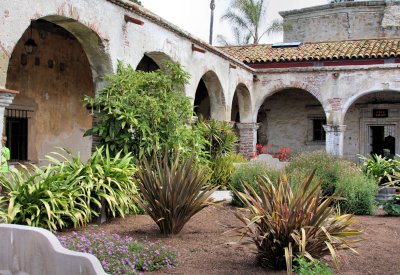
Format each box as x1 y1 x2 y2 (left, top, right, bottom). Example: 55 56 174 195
140 0 328 44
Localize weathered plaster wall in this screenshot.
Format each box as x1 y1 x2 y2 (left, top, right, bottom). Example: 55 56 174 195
0 0 255 160
6 27 94 163
257 89 325 153
344 91 400 160
281 1 400 42
2 0 400 159
255 65 400 157
0 0 255 122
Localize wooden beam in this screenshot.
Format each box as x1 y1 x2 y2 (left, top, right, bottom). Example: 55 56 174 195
124 15 144 26
0 88 19 94
229 64 237 69
192 44 206 54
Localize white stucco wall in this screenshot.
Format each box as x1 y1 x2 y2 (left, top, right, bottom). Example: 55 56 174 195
1 0 400 160
0 0 255 123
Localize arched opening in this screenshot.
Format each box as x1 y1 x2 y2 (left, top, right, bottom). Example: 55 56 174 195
193 71 225 120
194 78 210 119
343 91 400 160
5 17 111 163
231 83 251 123
136 55 160 72
257 88 326 153
136 52 172 72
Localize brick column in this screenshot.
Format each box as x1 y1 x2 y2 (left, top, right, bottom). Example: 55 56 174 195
323 124 346 156
236 123 259 157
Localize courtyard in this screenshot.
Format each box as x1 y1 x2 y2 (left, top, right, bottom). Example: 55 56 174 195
1 0 400 274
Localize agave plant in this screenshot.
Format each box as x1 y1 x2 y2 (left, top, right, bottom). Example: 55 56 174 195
232 172 362 273
136 150 218 234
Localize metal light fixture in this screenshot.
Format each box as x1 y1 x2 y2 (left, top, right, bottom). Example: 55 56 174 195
24 21 37 54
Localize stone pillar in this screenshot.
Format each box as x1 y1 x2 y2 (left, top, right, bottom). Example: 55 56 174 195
0 88 18 139
236 123 259 157
323 124 346 156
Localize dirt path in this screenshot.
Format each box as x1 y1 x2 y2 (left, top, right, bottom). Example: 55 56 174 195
67 205 400 275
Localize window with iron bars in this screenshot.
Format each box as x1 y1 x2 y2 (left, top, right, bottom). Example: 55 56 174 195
312 117 326 141
5 109 30 162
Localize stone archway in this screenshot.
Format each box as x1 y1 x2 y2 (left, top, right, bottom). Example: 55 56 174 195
136 51 172 72
231 83 252 123
5 16 112 163
256 88 326 154
193 70 226 120
343 90 400 160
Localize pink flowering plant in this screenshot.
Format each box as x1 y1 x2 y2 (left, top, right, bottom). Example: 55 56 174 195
58 231 177 274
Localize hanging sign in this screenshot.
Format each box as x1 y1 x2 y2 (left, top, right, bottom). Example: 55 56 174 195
373 109 388 118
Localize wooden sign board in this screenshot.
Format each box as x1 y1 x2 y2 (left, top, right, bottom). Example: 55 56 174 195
373 109 388 118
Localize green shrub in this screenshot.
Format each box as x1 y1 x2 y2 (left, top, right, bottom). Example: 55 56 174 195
359 154 400 184
0 146 140 231
51 146 141 218
84 61 207 163
293 256 332 275
383 194 400 216
193 118 242 189
0 164 90 231
286 151 377 215
135 150 218 234
335 169 377 215
195 118 238 159
232 172 361 271
209 153 247 189
286 151 343 196
230 163 279 207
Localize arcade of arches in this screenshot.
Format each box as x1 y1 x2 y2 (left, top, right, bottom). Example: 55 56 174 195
1 1 400 163
5 19 94 163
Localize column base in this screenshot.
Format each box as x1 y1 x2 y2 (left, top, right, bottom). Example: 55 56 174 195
323 124 346 156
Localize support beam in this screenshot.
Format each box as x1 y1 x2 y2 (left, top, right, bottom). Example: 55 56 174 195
124 15 144 26
323 124 346 156
192 44 206 54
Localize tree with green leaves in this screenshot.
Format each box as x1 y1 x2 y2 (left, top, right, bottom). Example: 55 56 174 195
219 0 291 45
129 0 142 6
84 62 208 163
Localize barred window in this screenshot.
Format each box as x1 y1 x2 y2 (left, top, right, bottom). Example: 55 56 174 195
5 109 30 162
312 118 326 141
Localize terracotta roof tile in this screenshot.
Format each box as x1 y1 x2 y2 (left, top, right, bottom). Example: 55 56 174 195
219 38 400 63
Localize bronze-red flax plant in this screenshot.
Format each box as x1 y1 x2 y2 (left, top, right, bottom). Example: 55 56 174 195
232 171 362 273
136 151 218 234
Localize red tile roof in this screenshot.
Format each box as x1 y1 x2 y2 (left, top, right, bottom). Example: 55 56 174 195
220 38 400 63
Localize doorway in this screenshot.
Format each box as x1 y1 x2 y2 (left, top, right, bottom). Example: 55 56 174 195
370 125 396 157
370 126 384 155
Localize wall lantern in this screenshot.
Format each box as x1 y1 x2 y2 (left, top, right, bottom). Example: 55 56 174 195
24 21 37 54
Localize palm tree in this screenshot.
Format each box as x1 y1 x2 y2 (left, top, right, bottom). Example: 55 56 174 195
220 0 290 45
